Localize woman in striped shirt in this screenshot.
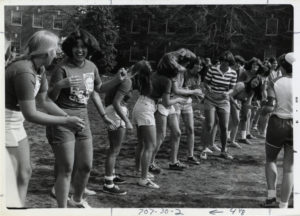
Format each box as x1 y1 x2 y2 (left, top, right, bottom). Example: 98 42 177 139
201 51 237 160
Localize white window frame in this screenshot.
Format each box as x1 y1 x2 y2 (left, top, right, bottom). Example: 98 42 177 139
147 18 159 34
130 19 140 34
129 45 147 62
32 13 43 28
53 15 63 30
11 10 22 26
165 19 175 35
146 46 156 63
265 17 278 36
11 33 22 54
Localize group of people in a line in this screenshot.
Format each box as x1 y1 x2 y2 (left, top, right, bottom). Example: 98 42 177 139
5 29 294 209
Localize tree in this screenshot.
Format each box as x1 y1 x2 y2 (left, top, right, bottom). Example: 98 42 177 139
63 6 119 74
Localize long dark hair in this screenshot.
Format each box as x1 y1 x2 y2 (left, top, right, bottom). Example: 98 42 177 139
244 57 264 74
245 75 263 100
132 60 153 96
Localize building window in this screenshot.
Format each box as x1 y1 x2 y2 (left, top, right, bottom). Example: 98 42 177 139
11 33 21 54
287 18 293 32
146 46 159 62
130 19 141 34
32 14 43 28
265 16 278 36
147 17 159 34
53 15 63 30
129 45 147 62
11 10 22 26
264 46 276 59
165 19 176 35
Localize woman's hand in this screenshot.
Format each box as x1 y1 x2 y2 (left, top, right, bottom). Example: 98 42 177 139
192 89 204 97
103 115 118 130
221 91 230 100
65 116 85 130
58 76 82 89
125 120 133 130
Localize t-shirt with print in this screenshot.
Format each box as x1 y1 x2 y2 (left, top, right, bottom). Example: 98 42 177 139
149 72 172 103
50 57 101 109
105 78 132 107
5 59 48 111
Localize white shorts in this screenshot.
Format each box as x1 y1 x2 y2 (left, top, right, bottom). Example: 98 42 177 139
157 104 176 116
105 105 128 130
132 96 157 126
5 109 27 147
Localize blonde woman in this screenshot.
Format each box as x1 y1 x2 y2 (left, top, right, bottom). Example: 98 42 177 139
5 30 84 208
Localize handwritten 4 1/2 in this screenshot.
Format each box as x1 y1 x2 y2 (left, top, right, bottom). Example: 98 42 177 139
230 208 246 216
138 208 184 216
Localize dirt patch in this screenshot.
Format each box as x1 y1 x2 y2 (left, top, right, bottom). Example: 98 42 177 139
24 92 292 208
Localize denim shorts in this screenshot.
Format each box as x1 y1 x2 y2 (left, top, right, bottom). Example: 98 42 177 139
46 108 92 145
105 104 128 130
204 96 230 114
5 109 27 147
132 96 157 126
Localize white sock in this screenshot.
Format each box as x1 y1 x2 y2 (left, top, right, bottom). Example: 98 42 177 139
279 201 288 208
227 131 231 139
267 190 276 198
241 131 247 139
104 175 114 181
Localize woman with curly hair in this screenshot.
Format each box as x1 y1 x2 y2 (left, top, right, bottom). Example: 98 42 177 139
149 48 198 173
46 29 125 207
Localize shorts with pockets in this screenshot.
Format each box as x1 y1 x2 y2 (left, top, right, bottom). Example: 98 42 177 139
46 108 92 145
132 96 157 126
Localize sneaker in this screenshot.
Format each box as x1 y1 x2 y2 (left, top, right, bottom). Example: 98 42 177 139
68 196 91 208
256 133 266 139
134 171 155 180
252 125 258 131
103 184 127 195
202 147 213 154
246 134 256 139
187 156 200 165
169 161 187 171
84 188 96 195
113 175 126 184
211 144 221 152
227 141 242 149
138 178 160 189
69 185 96 196
239 139 252 145
262 197 278 208
50 186 71 200
219 152 234 160
200 152 208 160
149 163 161 174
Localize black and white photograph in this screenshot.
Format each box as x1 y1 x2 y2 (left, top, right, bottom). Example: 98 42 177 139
1 0 300 215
